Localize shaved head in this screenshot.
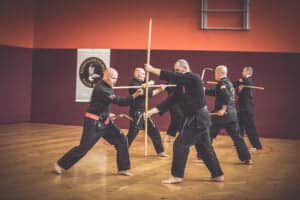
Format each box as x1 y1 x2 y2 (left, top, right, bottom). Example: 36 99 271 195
214 65 228 81
103 67 118 87
174 59 191 73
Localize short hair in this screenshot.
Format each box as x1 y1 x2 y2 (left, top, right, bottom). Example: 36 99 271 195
215 65 228 76
244 66 253 76
176 59 190 71
134 67 144 74
103 67 118 78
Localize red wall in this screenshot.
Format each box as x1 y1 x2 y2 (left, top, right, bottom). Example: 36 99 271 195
32 0 300 52
0 46 32 123
0 0 35 48
1 0 299 52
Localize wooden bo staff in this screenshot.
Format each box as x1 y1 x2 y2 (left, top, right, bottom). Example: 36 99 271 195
110 113 133 121
116 114 133 121
206 81 265 90
112 84 176 90
143 18 152 156
209 112 220 116
209 112 227 116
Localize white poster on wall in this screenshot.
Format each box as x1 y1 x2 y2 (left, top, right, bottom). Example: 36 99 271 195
76 49 110 102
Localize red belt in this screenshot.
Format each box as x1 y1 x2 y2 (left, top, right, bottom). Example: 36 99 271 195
84 112 110 125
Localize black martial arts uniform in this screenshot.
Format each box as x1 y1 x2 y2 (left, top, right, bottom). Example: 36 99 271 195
202 77 251 162
235 77 262 149
126 78 164 154
157 70 223 178
57 80 133 171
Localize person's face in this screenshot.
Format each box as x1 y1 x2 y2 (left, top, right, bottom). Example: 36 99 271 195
106 71 118 87
214 69 222 81
242 68 249 78
134 69 145 81
174 63 186 74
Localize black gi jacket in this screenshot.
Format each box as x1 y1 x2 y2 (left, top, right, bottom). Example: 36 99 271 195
87 80 133 120
235 77 254 113
156 70 210 129
128 78 153 113
205 77 238 124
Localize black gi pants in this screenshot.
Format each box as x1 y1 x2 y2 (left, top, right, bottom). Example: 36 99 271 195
127 111 164 154
172 114 223 178
209 122 251 161
238 111 262 149
57 118 130 171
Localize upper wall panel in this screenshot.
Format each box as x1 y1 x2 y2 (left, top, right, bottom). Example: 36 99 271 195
0 0 35 48
1 0 300 52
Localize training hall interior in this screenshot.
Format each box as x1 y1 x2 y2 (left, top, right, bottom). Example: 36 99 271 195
0 0 300 199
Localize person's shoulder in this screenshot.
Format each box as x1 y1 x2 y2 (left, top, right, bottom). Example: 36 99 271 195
217 78 228 90
95 80 104 88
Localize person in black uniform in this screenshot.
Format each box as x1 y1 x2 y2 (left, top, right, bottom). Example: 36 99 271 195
127 68 168 157
54 68 143 176
235 66 262 150
198 65 252 164
145 59 224 184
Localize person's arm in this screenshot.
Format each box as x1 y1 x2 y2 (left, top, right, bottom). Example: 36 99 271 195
238 78 252 93
218 84 231 109
151 85 166 97
143 86 178 119
156 91 178 115
144 107 160 119
109 89 143 106
145 64 191 85
145 64 161 76
217 105 227 116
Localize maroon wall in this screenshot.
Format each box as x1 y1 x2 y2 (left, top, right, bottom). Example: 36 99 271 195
31 49 86 125
0 45 32 123
31 49 300 139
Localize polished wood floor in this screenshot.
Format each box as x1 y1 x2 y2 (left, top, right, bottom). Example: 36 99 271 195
0 123 299 200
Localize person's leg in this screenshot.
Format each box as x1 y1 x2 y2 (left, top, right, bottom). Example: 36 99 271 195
210 124 222 141
243 112 263 149
238 112 246 137
148 118 165 155
225 122 252 163
195 124 221 160
103 123 131 175
56 118 102 171
195 127 224 181
127 112 143 146
170 124 200 178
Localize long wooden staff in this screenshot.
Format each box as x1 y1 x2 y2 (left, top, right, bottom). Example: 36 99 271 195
112 84 176 89
144 18 152 156
206 81 264 90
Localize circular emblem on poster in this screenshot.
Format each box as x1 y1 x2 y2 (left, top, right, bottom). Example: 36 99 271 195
79 57 106 88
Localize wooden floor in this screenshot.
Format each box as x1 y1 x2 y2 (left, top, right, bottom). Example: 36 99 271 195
0 123 299 200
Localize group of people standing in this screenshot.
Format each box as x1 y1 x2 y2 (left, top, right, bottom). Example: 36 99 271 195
54 59 262 184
